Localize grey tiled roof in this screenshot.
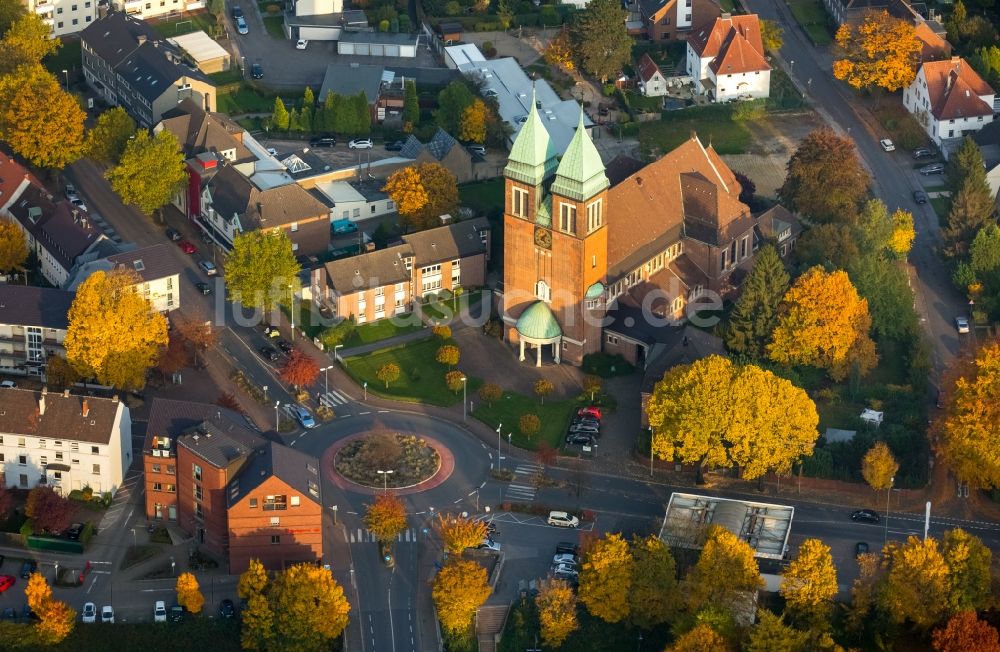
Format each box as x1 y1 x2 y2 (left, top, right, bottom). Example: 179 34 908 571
0 285 75 331
159 99 253 161
318 63 384 104
208 164 329 228
401 217 490 266
106 243 179 284
324 243 412 293
228 441 322 507
7 185 103 271
0 388 123 445
144 398 257 454
177 419 265 469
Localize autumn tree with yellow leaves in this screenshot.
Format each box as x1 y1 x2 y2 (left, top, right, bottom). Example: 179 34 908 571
364 493 407 543
26 572 75 645
940 342 1000 488
432 559 492 636
646 356 819 483
0 65 85 169
64 269 169 390
746 610 810 652
862 441 899 492
0 12 59 74
833 10 922 93
578 532 633 623
768 266 878 381
458 99 488 144
889 208 916 257
238 559 273 651
780 538 838 625
629 535 679 629
435 513 488 555
942 528 993 613
669 623 732 652
176 572 205 614
535 579 579 647
270 563 351 650
0 215 28 274
544 27 575 70
382 162 459 231
879 536 951 629
684 525 764 617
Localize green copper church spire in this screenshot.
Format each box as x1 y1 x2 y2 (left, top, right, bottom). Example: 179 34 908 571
550 108 609 202
504 88 559 186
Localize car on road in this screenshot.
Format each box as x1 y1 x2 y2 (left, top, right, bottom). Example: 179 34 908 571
154 601 167 623
955 316 970 333
65 523 83 540
250 63 263 79
198 260 217 276
81 602 97 623
515 115 528 124
194 281 212 295
349 138 374 149
913 190 928 204
855 542 870 557
919 162 945 175
385 140 405 152
219 599 236 619
169 604 185 622
547 511 579 528
69 197 88 212
266 147 278 156
290 405 316 429
555 542 579 556
565 433 596 446
879 138 895 152
165 227 182 241
231 5 243 18
178 239 197 254
276 340 293 355
466 145 486 156
850 509 880 524
309 136 337 148
552 553 577 565
236 16 248 34
101 605 115 623
571 416 600 428
20 560 36 578
0 575 15 593
263 325 281 338
258 346 279 362
912 147 934 159
296 38 308 49
0 380 17 389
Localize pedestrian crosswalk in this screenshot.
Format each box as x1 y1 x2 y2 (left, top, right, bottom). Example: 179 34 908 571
349 527 420 543
506 463 542 502
319 389 353 408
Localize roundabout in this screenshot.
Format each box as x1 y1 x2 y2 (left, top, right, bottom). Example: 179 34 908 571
325 431 455 496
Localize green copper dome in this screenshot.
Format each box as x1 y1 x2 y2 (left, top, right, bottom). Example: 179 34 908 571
516 301 562 341
585 282 605 300
504 90 559 187
551 109 609 202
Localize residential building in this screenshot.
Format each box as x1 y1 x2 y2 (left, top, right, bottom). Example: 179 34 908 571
972 121 1000 203
0 286 74 377
143 398 323 573
754 205 802 258
24 0 98 37
6 184 109 288
81 11 216 128
0 388 132 495
629 0 721 41
0 152 39 215
313 217 491 322
313 180 396 222
636 53 668 97
501 99 782 367
317 63 388 123
903 56 995 148
687 13 770 102
110 0 205 24
821 0 921 26
398 129 475 183
285 0 367 42
914 20 951 63
68 243 181 313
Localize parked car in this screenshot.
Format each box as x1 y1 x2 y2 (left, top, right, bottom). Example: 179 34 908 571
64 183 77 199
850 509 880 524
154 601 167 623
276 340 293 354
484 88 498 98
169 604 185 622
551 563 579 578
567 423 599 435
552 553 577 565
577 406 602 420
82 602 97 623
349 138 374 149
178 239 197 254
65 523 83 540
332 219 358 234
919 162 945 175
262 325 281 339
913 190 928 204
21 604 38 622
198 260 217 276
309 136 337 148
165 227 182 241
912 147 934 159
955 316 970 333
231 5 243 18
547 511 579 528
69 197 88 212
879 138 895 152
473 539 501 552
236 16 248 34
565 433 596 446
296 38 308 49
0 380 17 389
0 575 14 593
219 599 236 619
250 63 263 79
555 542 579 556
258 346 280 362
2 607 15 621
194 281 212 295
855 542 870 557
101 605 115 623
385 140 405 152
571 416 600 428
466 144 486 156
266 147 278 156
290 405 316 429
20 560 36 579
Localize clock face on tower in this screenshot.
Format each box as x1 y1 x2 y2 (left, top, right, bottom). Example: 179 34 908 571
534 226 552 249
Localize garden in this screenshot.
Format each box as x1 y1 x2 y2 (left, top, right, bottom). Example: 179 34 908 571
335 431 441 487
786 0 835 45
473 391 577 450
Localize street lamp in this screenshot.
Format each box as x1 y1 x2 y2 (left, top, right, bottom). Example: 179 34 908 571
790 59 794 77
61 69 69 89
288 284 296 341
363 381 368 401
320 365 333 401
496 423 502 471
377 469 394 492
275 401 281 432
460 376 467 422
131 528 136 548
884 476 894 546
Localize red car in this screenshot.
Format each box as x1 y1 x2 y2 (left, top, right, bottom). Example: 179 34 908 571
178 240 197 254
0 575 15 593
577 406 602 420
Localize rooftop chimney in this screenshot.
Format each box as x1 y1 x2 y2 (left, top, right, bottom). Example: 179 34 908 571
39 391 46 416
63 389 70 398
82 399 90 418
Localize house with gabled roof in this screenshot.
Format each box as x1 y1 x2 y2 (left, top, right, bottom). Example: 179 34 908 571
686 13 771 102
903 56 995 148
399 128 475 183
630 0 721 41
636 53 669 97
67 243 182 313
0 286 75 377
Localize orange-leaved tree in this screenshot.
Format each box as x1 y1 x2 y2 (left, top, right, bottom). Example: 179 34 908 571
382 162 458 231
436 345 460 368
832 10 921 93
176 572 205 613
432 559 492 636
940 342 1000 489
932 611 1000 652
458 99 488 144
435 513 488 555
364 493 407 543
280 349 320 390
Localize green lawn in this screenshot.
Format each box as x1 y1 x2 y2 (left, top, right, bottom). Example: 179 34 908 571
0 618 242 651
217 85 278 114
262 15 286 39
344 317 424 347
786 0 834 45
417 289 487 324
473 391 576 450
43 40 81 77
209 68 246 85
150 12 218 37
458 178 504 216
341 337 480 406
930 196 951 219
640 104 752 156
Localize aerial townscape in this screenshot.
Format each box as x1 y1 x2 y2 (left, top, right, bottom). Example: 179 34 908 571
0 0 999 647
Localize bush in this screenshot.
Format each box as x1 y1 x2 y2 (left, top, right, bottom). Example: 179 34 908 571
19 518 34 538
265 3 280 13
581 353 635 377
80 521 95 545
731 98 767 121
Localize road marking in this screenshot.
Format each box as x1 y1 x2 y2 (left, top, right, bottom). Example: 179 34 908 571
139 588 176 592
86 577 98 594
359 411 371 415
89 570 111 575
378 410 390 413
479 481 486 489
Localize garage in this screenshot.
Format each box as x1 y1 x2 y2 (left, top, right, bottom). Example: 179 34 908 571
166 31 231 74
299 25 343 41
336 31 419 58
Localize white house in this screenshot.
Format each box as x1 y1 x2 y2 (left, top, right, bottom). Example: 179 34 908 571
636 53 668 97
686 13 771 103
68 243 182 313
0 388 132 496
0 286 74 378
903 57 995 148
314 180 397 223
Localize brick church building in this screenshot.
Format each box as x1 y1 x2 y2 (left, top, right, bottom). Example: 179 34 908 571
500 97 799 367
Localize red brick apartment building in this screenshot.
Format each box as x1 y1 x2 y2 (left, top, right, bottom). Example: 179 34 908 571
144 399 323 573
